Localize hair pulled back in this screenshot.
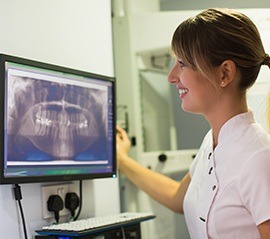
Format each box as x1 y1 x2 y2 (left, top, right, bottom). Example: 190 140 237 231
171 8 269 91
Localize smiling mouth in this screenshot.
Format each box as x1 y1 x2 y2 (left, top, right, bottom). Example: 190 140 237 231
179 88 188 97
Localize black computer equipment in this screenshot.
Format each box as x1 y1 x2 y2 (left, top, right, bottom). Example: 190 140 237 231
0 53 116 184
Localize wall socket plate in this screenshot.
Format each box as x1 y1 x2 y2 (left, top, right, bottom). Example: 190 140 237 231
41 183 77 219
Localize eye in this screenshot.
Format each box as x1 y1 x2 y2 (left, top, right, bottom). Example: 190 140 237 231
178 60 186 68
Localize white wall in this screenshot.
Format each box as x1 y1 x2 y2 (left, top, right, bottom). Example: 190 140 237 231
160 0 270 11
0 1 120 238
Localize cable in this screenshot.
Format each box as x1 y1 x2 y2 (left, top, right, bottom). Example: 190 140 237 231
65 192 80 220
121 226 126 239
47 195 63 224
13 184 28 239
73 180 82 221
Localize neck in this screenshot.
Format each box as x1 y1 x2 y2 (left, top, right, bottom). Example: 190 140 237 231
206 95 248 148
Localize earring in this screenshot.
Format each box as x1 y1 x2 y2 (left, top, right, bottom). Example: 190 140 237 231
221 81 225 86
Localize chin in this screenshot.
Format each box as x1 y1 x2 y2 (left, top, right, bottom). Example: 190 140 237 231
181 103 192 113
181 103 201 115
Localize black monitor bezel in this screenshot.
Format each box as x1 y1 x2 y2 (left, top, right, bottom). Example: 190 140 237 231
0 53 117 184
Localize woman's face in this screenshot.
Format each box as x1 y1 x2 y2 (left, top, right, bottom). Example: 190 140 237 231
167 58 219 115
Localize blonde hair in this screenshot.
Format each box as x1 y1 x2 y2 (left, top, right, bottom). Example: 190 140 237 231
171 8 269 91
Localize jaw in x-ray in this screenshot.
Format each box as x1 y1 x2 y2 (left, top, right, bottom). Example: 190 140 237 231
7 76 107 161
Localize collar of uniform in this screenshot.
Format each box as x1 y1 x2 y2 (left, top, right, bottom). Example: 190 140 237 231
217 111 255 145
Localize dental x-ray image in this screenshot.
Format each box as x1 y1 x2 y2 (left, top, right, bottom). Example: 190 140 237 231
0 55 115 184
7 72 108 163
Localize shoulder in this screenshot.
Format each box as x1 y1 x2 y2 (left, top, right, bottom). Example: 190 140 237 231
236 121 270 196
238 147 270 198
237 147 270 225
242 148 270 172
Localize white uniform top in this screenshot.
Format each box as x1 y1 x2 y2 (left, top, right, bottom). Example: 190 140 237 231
183 111 270 239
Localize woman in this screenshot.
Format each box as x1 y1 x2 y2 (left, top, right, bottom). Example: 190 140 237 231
117 8 270 239
268 93 270 131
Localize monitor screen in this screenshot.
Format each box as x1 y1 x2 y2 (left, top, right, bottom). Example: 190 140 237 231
0 54 116 184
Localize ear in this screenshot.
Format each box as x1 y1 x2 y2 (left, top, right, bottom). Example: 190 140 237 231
220 60 236 87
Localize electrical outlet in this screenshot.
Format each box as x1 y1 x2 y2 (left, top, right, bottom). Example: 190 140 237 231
41 183 77 219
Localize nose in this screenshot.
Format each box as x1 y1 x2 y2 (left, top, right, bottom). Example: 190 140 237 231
167 62 179 84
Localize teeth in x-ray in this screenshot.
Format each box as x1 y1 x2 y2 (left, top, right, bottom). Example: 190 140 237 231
35 110 89 136
18 101 100 158
34 102 89 136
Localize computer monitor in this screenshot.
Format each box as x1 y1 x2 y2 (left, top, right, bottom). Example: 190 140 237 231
0 54 116 184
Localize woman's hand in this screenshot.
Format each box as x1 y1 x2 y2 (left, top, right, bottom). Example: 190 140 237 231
116 126 131 170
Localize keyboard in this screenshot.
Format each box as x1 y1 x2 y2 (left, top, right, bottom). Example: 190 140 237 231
36 212 156 237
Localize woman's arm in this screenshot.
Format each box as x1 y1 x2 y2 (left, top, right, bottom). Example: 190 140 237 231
258 220 270 239
116 126 190 214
